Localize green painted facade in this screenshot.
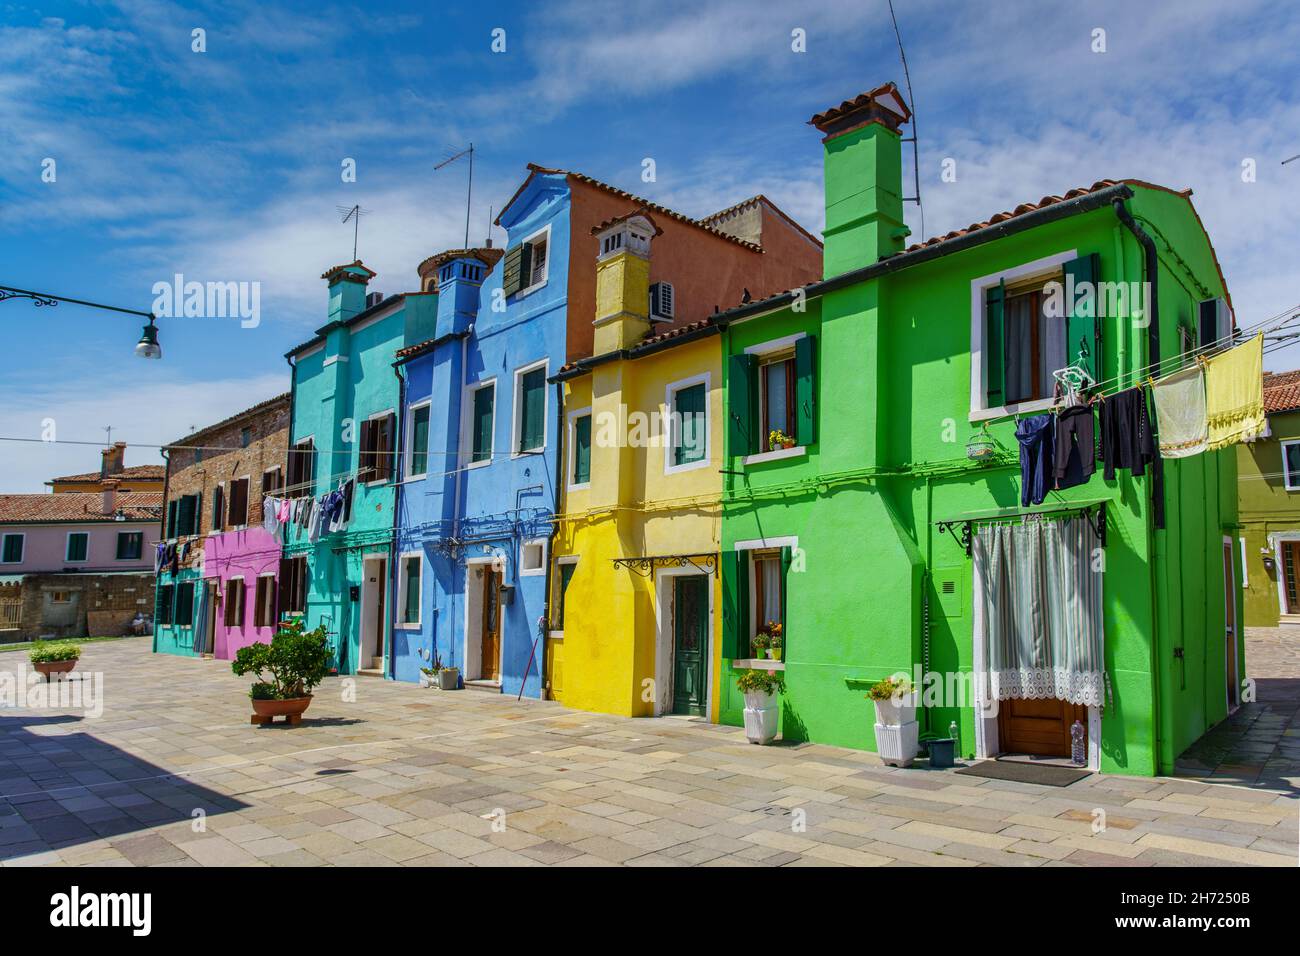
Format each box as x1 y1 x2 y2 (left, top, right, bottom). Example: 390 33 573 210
1237 407 1300 626
716 89 1242 776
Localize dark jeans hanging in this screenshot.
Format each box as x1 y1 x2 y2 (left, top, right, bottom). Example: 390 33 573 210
1016 414 1055 507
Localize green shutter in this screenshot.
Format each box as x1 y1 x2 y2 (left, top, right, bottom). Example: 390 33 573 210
673 383 706 466
780 546 792 641
167 500 178 538
472 385 494 462
558 561 576 627
573 414 592 484
404 558 420 623
723 549 750 659
795 335 816 447
986 280 1006 407
67 533 87 562
727 353 757 457
519 242 535 289
178 495 196 536
520 368 546 451
411 405 430 475
502 244 523 297
1064 253 1101 380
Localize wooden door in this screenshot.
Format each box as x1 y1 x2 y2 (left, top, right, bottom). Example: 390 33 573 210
480 568 501 681
999 697 1087 758
671 576 709 716
205 582 218 654
375 557 387 665
1223 542 1239 708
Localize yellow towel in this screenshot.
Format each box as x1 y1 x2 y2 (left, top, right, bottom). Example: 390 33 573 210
1205 333 1265 450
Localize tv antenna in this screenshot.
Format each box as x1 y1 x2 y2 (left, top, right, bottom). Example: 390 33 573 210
1283 153 1300 165
888 0 924 243
337 204 370 261
435 143 475 249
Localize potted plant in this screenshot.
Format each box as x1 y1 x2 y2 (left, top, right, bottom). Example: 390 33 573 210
768 429 795 450
866 675 919 767
433 653 460 690
766 623 783 662
29 641 81 680
231 617 332 725
419 653 441 688
750 632 771 660
736 668 785 745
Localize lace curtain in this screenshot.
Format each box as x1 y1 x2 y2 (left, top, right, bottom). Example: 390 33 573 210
974 515 1105 707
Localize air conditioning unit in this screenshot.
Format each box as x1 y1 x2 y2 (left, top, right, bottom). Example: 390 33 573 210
649 281 674 322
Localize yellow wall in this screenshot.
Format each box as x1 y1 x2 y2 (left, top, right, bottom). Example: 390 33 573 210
551 332 723 720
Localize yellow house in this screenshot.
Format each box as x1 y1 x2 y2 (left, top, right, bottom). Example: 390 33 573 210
549 211 724 720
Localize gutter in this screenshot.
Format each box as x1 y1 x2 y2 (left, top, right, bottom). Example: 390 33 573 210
709 183 1136 328
551 322 721 383
540 377 565 699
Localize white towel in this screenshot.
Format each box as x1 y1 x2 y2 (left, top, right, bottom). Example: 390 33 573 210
1152 365 1208 458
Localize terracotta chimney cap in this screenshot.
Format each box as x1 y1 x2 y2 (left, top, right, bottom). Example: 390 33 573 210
101 478 120 516
808 82 911 139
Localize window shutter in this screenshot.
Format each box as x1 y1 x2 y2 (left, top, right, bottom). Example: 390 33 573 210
574 415 592 483
384 413 396 480
986 280 1006 407
518 241 535 290
521 368 545 451
1064 253 1101 380
727 353 758 457
502 244 524 297
780 546 792 640
723 549 750 660
794 335 816 447
473 386 494 462
1199 298 1228 349
167 500 178 538
194 491 202 535
213 484 224 532
179 495 196 536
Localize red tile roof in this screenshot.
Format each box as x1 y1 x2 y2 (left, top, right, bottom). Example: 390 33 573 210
0 492 164 524
700 194 824 250
808 82 912 130
556 319 716 376
1263 369 1300 415
48 464 164 485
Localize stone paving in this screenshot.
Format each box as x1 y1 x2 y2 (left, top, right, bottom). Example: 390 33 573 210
0 634 1295 867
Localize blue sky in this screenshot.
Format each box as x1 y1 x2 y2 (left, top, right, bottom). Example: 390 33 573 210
2 0 1298 491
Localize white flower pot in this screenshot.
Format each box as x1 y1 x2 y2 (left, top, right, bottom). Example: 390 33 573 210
875 720 919 767
418 672 435 688
743 689 779 745
873 691 917 727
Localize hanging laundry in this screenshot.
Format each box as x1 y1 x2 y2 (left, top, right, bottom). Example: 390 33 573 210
1205 333 1265 449
1098 386 1165 528
277 498 292 524
326 489 345 533
1016 414 1055 507
154 542 167 575
1053 404 1095 491
262 496 280 536
340 478 355 528
1151 365 1208 458
307 497 324 544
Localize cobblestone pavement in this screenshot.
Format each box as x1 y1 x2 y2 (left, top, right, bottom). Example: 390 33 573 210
0 635 1295 867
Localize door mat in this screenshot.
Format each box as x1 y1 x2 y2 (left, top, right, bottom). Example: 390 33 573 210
954 759 1091 787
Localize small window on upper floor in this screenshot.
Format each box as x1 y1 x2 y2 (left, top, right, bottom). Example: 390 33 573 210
240 427 252 448
502 229 549 297
1283 441 1300 492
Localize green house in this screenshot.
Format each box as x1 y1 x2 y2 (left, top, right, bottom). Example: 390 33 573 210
714 83 1242 776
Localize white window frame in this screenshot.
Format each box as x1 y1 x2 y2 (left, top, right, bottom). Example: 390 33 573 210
664 372 712 476
520 538 548 577
550 555 579 639
225 574 246 629
1240 537 1248 588
261 465 283 497
65 531 89 563
1282 439 1300 491
567 406 593 491
228 474 252 530
1 532 25 564
969 249 1077 422
255 571 277 628
405 399 433 480
517 224 552 299
462 378 497 470
396 551 422 629
511 358 549 458
742 333 808 466
362 407 396 487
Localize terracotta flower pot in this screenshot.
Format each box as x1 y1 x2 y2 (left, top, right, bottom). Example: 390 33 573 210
33 659 78 680
250 695 312 725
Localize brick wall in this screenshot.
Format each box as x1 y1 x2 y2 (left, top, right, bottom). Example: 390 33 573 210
9 572 156 642
164 395 291 542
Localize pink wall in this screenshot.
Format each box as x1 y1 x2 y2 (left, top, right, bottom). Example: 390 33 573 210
203 526 281 660
0 521 159 574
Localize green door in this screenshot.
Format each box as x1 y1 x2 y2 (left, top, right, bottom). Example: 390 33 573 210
672 575 709 716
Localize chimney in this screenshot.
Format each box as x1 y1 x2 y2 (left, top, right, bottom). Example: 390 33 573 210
320 260 376 324
101 478 120 516
809 83 912 278
101 441 126 478
591 210 662 353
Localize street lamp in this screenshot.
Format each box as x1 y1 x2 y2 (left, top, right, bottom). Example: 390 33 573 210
0 285 161 359
135 316 162 359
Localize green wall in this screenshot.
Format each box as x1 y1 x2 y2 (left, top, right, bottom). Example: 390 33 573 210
1237 409 1300 626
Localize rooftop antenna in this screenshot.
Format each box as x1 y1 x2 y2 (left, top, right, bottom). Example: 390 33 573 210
337 204 370 261
486 205 494 248
888 0 924 243
435 143 475 249
1283 153 1300 165
104 425 113 447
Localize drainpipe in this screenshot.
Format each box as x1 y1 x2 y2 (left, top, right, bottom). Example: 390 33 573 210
154 446 171 652
1113 196 1166 773
537 378 565 700
389 360 406 681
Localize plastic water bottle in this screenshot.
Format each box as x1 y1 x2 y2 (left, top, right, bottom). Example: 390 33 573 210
949 720 960 757
1070 720 1086 767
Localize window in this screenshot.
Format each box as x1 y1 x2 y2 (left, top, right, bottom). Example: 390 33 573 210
116 531 143 561
212 484 225 532
240 427 252 448
360 413 395 483
224 578 245 628
1 534 24 564
227 477 250 527
521 539 546 576
515 363 547 454
669 379 707 468
502 227 550 297
407 403 431 477
167 500 178 538
287 438 316 497
254 575 277 628
50 590 72 604
1283 441 1300 491
728 335 816 458
729 543 794 660
174 493 201 537
157 584 174 625
1000 275 1067 405
262 467 282 496
469 382 495 464
555 560 577 629
398 554 421 627
279 556 308 614
649 281 675 321
66 532 89 563
571 412 592 486
175 581 195 627
752 551 786 644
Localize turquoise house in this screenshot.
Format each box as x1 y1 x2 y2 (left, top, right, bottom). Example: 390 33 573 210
284 262 437 675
